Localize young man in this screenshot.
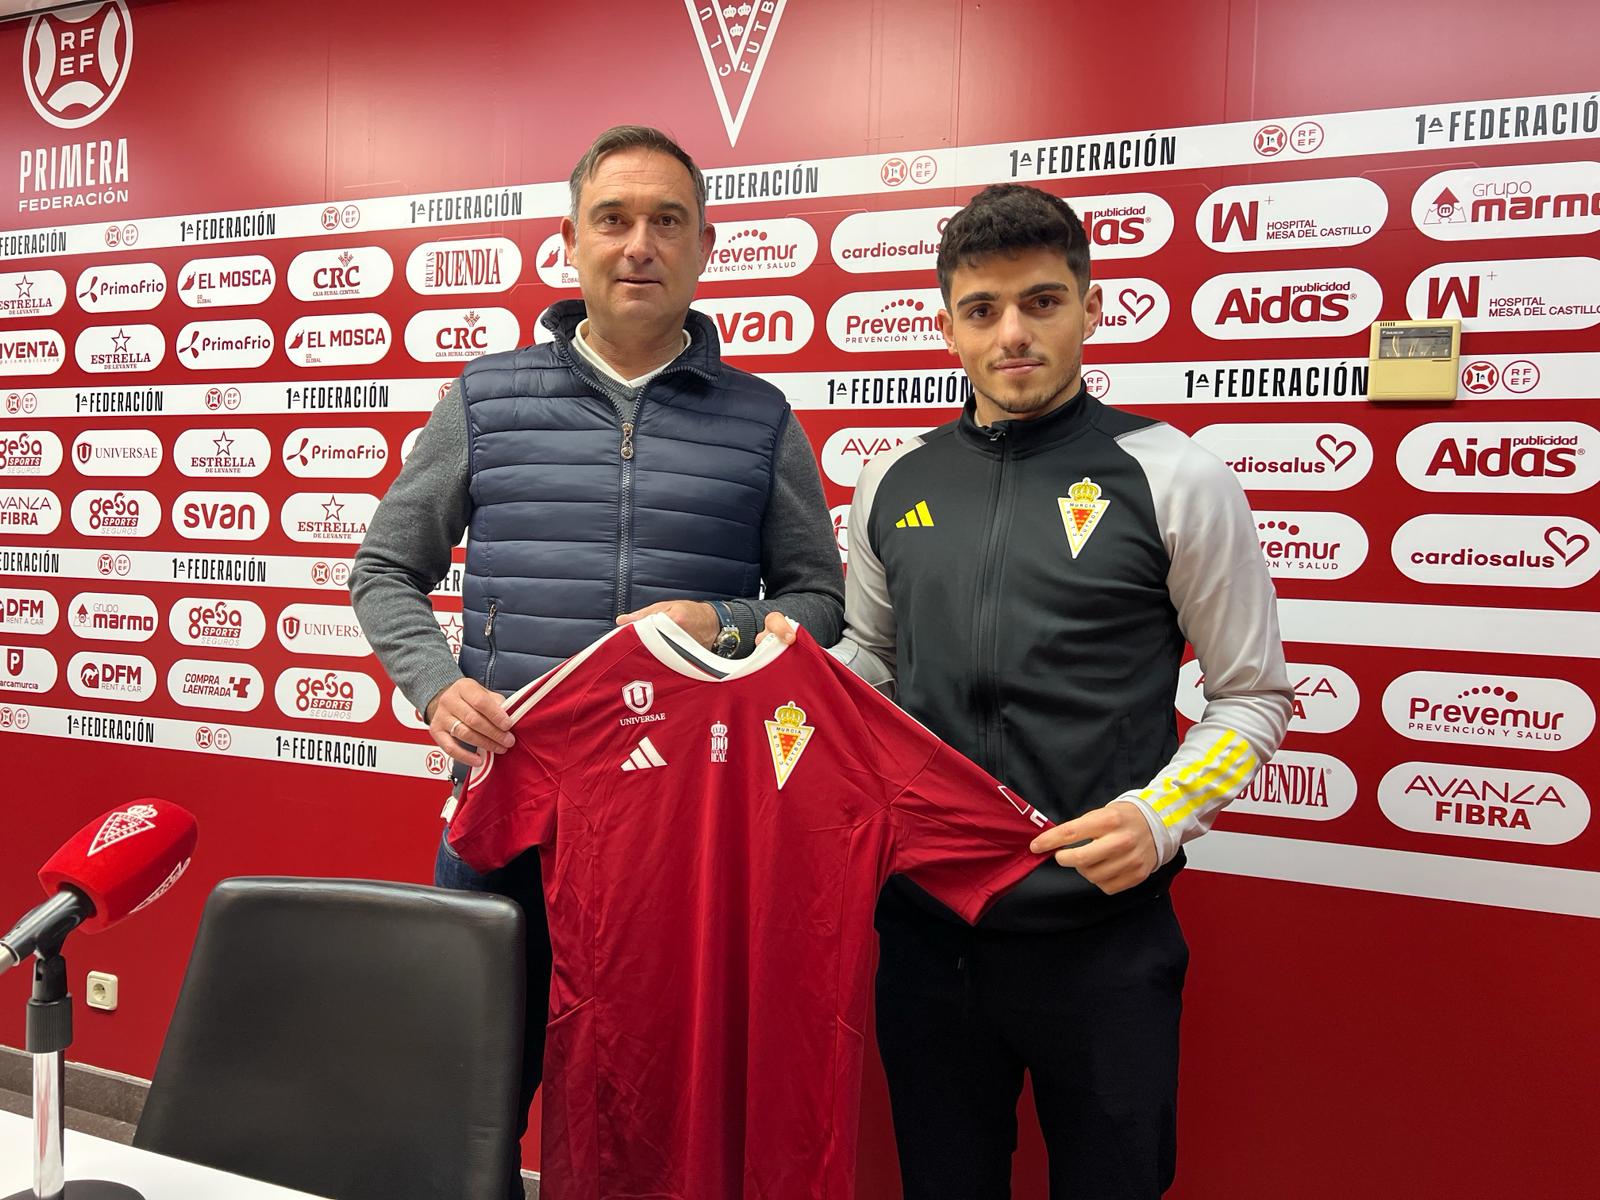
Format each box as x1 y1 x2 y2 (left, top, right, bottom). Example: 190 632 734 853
351 126 843 1198
834 184 1293 1198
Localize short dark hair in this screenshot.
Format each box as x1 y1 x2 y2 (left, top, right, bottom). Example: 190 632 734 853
935 184 1091 303
569 125 708 229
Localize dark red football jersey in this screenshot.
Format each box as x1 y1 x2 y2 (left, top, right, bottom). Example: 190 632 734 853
448 614 1051 1200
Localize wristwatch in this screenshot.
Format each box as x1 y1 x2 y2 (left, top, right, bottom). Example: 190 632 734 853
707 600 741 658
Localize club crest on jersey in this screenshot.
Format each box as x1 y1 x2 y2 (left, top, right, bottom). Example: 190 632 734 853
764 699 814 790
1058 477 1110 559
622 679 654 716
88 802 157 856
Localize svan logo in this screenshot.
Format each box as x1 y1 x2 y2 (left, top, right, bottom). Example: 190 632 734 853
691 295 813 355
173 490 268 541
1395 421 1599 493
1192 269 1382 339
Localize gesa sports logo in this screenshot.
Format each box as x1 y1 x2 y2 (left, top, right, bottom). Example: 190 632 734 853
1395 421 1599 493
1192 268 1382 340
24 2 133 130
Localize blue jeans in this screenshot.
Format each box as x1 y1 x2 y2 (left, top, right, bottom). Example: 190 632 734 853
435 832 551 1200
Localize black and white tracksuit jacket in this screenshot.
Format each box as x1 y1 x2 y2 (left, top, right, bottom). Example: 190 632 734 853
835 387 1294 932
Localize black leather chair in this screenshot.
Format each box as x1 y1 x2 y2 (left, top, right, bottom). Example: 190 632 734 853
133 877 526 1200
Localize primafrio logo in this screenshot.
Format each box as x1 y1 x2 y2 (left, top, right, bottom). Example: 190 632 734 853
0 271 66 319
830 208 956 274
1412 161 1600 240
75 263 164 312
1193 423 1373 491
1392 513 1599 589
283 313 391 368
176 255 275 308
174 319 273 370
68 650 154 702
683 0 788 145
820 426 932 487
405 237 521 294
1395 421 1598 493
71 427 161 476
1069 192 1175 260
826 289 945 352
166 658 262 713
173 490 267 541
1406 256 1600 332
691 295 812 356
701 219 817 280
282 492 379 544
74 323 163 373
274 667 379 723
1086 279 1169 344
1176 659 1358 734
0 588 59 635
68 591 157 642
1383 671 1595 751
282 426 387 478
276 603 371 657
1192 268 1382 340
1226 748 1357 822
173 428 269 478
0 329 65 376
0 644 58 692
0 430 62 477
23 2 133 130
1197 177 1388 252
1378 761 1590 846
404 307 519 362
168 597 266 650
1253 510 1368 578
287 246 393 302
70 488 157 537
534 234 580 289
0 488 60 534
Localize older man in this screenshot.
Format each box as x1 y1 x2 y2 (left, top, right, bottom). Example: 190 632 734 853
351 125 843 1197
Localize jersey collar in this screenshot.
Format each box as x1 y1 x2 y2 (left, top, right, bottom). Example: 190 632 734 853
635 611 796 681
957 383 1097 456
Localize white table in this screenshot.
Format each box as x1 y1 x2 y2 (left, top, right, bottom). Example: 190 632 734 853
0 1111 331 1199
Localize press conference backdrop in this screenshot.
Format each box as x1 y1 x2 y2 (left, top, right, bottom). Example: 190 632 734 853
1 0 1596 1193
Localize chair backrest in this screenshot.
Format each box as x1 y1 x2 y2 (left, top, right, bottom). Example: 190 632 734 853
133 877 525 1200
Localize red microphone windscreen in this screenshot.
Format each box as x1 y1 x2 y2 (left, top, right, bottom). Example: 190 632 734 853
37 799 198 933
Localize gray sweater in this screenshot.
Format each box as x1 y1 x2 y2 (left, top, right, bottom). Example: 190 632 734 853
350 376 845 717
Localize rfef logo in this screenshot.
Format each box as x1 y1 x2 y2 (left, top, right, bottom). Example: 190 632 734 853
1176 659 1358 734
1392 513 1598 589
1226 749 1357 821
70 488 156 537
67 591 157 642
1378 761 1590 845
1382 671 1594 751
283 313 391 367
1253 511 1368 578
176 255 275 308
691 295 812 355
67 650 154 702
173 490 268 541
1085 279 1169 344
1395 421 1598 493
1194 423 1373 491
1192 268 1382 340
74 263 164 312
1412 161 1600 240
1197 178 1387 252
826 289 945 352
403 308 519 362
24 2 133 130
0 430 62 477
70 427 160 476
287 247 393 302
1406 257 1600 331
821 427 931 487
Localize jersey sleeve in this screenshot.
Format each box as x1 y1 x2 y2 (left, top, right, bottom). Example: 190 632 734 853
1113 427 1295 865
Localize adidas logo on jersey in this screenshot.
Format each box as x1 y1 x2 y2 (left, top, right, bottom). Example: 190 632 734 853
895 500 934 528
621 736 668 771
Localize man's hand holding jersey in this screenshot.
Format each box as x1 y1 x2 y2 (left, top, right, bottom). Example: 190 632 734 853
1029 802 1159 895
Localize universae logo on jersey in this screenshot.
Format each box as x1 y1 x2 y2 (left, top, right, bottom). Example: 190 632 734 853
684 0 788 146
1058 477 1109 558
765 699 813 790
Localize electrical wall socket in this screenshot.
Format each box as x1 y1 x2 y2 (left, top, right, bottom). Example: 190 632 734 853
85 971 118 1011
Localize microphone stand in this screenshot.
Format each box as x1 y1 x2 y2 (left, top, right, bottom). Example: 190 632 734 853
3 941 142 1200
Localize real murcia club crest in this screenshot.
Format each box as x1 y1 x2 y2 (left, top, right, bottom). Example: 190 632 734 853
1058 477 1110 559
88 802 157 856
764 699 813 790
683 0 788 145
